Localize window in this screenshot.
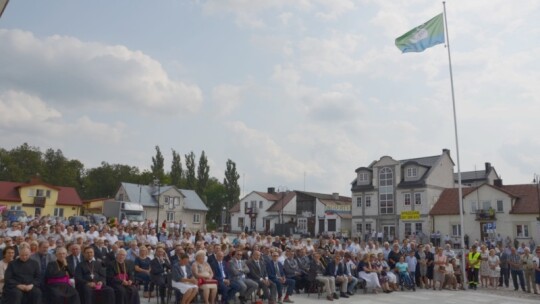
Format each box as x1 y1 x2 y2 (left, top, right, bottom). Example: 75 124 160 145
193 213 201 224
327 219 337 232
164 196 170 203
404 223 412 236
238 217 244 228
10 206 22 211
366 196 371 207
516 224 529 238
298 218 307 231
452 224 461 236
118 193 124 201
259 201 263 209
356 197 362 208
404 193 411 206
496 200 503 212
166 212 174 221
365 223 372 233
415 222 423 233
406 167 417 178
36 189 45 197
379 167 394 214
53 208 64 217
356 223 362 234
414 193 422 205
358 172 369 182
46 190 51 198
482 201 491 211
471 201 477 213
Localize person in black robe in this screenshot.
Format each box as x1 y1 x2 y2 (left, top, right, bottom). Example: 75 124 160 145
74 246 115 304
150 247 171 304
107 248 140 304
2 247 42 304
44 246 81 304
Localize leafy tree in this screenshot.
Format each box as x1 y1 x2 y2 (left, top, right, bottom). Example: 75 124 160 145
196 150 210 200
170 149 183 188
151 145 165 182
223 159 240 221
3 143 43 182
42 148 84 188
82 162 140 199
185 151 196 190
204 177 227 226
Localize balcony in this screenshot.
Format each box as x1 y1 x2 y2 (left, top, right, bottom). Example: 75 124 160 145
475 209 496 221
245 206 258 216
23 196 46 208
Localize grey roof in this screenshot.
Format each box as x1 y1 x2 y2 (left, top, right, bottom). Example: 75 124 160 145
179 189 209 211
454 170 494 182
399 155 440 168
121 182 157 207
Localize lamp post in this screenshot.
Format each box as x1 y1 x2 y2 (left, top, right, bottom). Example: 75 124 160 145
154 178 161 231
533 174 540 221
221 206 226 233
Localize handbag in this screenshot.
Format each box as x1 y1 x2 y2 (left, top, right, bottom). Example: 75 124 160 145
197 278 218 286
495 266 501 272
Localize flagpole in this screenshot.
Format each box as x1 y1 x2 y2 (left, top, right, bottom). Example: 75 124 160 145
442 1 466 282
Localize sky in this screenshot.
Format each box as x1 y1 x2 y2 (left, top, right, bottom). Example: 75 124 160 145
1 0 540 198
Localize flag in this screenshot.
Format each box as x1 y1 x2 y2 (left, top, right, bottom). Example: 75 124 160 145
395 13 445 53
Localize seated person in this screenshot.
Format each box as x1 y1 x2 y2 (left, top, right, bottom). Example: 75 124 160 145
106 248 140 304
150 247 171 304
75 246 115 304
2 247 42 304
171 254 199 304
44 247 80 304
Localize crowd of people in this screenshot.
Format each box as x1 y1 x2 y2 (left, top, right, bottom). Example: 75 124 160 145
0 216 539 304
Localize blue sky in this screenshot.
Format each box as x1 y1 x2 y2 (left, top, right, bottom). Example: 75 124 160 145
1 0 540 197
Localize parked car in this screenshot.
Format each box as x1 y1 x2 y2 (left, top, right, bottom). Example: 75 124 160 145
88 214 106 226
1 209 28 224
68 215 90 230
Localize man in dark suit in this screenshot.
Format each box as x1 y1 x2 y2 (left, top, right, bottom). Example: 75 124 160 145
283 250 307 293
169 244 184 266
150 247 171 304
29 240 55 281
247 250 277 304
210 250 240 304
67 243 83 275
325 254 349 298
92 238 110 266
75 246 115 304
267 252 295 304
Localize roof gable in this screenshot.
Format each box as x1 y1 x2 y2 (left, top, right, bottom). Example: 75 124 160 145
179 189 208 211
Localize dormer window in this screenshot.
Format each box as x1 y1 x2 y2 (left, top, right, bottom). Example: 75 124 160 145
406 167 418 178
358 172 369 182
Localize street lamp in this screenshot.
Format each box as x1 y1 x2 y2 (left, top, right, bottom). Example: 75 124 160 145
221 206 226 233
153 178 161 232
533 174 540 221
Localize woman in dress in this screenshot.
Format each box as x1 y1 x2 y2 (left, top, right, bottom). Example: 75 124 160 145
487 249 500 289
357 253 381 293
44 246 81 304
134 245 153 298
150 247 171 304
479 245 490 288
433 247 447 290
425 245 435 289
192 250 218 304
171 254 199 304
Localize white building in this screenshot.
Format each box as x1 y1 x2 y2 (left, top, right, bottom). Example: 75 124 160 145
351 149 455 241
430 182 540 246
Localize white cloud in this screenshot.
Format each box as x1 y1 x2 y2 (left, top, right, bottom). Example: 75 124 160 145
0 29 203 116
0 90 124 142
211 84 245 116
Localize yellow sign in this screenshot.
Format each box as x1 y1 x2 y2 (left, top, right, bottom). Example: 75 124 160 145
400 210 420 220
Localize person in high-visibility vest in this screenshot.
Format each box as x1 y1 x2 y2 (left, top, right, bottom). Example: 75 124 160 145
468 245 481 289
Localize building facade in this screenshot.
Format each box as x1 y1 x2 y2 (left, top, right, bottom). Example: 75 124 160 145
115 182 208 231
351 149 455 241
430 182 540 245
0 177 82 218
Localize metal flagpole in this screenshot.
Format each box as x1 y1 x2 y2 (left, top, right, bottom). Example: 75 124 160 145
442 1 467 283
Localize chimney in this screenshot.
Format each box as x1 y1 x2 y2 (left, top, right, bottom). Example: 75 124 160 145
485 162 491 173
332 192 339 200
442 148 450 154
268 187 275 194
494 179 503 187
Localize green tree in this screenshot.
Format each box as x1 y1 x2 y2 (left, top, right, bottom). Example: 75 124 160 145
42 148 84 188
185 151 196 190
204 177 227 226
151 145 165 182
82 162 141 199
170 149 183 188
223 159 240 218
5 143 43 182
196 150 210 200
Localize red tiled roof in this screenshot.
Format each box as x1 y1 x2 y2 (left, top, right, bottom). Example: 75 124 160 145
254 191 280 201
0 181 24 202
57 187 83 206
430 184 540 215
229 202 240 213
266 192 295 212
